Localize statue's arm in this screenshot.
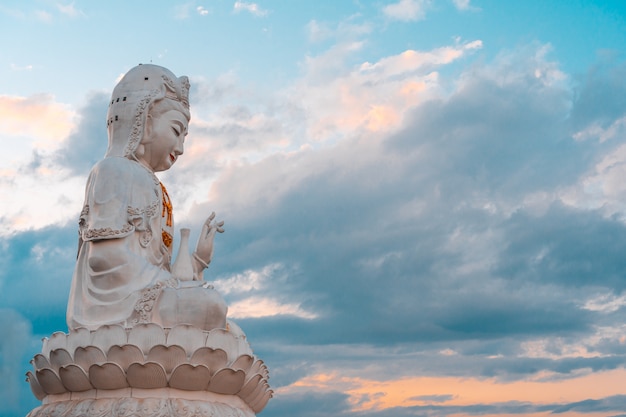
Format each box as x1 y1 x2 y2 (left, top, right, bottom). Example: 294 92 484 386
84 234 171 283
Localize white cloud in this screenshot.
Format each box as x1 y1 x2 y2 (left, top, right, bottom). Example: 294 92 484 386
10 63 33 71
0 166 84 235
452 0 472 11
56 2 85 18
383 0 430 22
229 296 318 319
307 19 333 43
213 263 282 294
290 39 482 141
233 1 268 17
583 292 626 313
197 6 209 16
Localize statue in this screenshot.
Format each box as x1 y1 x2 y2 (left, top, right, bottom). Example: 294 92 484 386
25 65 272 417
67 64 227 332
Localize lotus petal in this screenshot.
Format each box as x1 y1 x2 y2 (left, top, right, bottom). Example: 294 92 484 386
32 354 51 371
91 325 127 352
66 327 91 354
59 364 93 392
26 371 46 400
237 374 262 402
44 332 68 357
147 345 186 373
247 359 268 381
206 329 238 360
189 347 227 373
236 336 253 357
259 363 269 380
107 344 144 371
208 368 245 395
89 362 128 390
246 380 270 405
128 323 166 354
74 346 106 371
40 337 50 359
36 368 66 395
251 389 272 414
231 354 254 372
126 362 168 389
167 324 207 355
169 363 211 391
49 349 73 370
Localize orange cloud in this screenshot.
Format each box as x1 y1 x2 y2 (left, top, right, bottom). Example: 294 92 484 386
0 94 73 147
285 368 626 415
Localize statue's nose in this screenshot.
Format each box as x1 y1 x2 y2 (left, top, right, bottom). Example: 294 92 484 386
175 139 184 155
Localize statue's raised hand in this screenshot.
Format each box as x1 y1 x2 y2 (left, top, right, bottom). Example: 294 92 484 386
193 212 224 280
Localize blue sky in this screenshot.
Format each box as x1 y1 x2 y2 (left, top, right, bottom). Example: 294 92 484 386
3 1 626 416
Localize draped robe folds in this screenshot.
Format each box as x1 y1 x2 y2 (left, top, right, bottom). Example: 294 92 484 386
66 156 174 330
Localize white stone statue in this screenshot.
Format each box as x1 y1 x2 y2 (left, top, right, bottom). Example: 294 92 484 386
26 65 272 417
66 64 227 331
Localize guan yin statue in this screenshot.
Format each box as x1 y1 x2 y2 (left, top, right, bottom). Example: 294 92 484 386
25 64 272 417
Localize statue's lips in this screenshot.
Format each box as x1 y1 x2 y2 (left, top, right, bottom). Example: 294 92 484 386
170 154 176 163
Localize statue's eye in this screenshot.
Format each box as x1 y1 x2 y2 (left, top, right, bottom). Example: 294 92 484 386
172 126 181 137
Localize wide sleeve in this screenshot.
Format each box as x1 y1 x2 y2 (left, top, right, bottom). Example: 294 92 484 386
79 158 157 242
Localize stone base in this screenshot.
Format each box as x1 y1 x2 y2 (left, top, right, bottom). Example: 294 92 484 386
28 395 255 417
26 324 272 415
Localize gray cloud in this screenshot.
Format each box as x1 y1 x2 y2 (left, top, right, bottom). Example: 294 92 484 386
54 92 109 176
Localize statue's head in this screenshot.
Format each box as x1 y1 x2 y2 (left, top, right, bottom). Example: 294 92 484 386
105 64 191 171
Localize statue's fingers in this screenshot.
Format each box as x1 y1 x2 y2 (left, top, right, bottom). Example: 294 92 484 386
217 220 224 227
217 226 225 233
201 222 211 238
208 211 216 221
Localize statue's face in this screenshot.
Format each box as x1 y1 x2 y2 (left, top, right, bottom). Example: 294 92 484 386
139 108 189 172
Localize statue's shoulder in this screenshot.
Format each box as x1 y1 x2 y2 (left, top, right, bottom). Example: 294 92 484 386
85 158 158 206
89 157 155 187
90 157 144 175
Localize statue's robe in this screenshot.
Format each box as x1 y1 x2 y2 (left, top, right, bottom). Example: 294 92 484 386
67 156 174 330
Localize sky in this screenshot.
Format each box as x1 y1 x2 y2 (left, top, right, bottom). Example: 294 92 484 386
2 0 626 416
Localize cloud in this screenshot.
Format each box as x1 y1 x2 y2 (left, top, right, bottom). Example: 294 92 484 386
197 6 209 16
274 370 626 416
53 92 109 176
158 53 626 417
10 63 33 71
0 94 73 145
233 1 268 17
0 93 105 234
56 2 85 18
0 309 41 417
287 39 482 141
452 0 474 11
176 44 604 355
383 0 431 22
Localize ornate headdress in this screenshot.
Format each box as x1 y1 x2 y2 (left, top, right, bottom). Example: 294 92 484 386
105 64 190 159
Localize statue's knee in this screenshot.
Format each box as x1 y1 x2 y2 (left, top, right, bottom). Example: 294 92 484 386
154 286 227 331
